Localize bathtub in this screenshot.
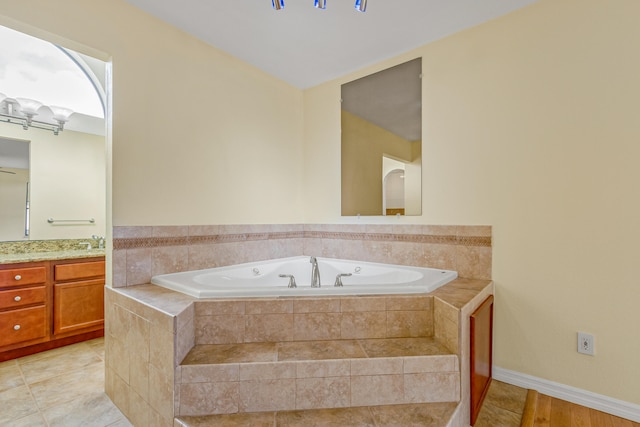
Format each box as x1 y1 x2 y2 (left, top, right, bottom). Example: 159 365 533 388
151 256 457 299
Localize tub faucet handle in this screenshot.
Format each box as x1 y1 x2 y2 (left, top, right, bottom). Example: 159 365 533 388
334 273 352 287
279 274 297 288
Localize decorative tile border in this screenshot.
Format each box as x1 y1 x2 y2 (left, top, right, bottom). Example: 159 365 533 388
113 229 491 251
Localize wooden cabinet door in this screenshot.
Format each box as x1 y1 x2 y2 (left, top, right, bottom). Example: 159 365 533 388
470 294 494 426
53 279 104 336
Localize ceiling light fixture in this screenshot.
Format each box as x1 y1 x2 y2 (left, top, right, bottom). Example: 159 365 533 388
0 93 74 136
273 0 366 12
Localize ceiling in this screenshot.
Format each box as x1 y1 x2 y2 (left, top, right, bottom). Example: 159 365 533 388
124 0 538 89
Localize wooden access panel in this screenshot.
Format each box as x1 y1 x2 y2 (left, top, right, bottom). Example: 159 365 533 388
470 294 494 426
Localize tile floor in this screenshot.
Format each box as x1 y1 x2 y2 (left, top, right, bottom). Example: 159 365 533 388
0 338 525 427
0 338 131 427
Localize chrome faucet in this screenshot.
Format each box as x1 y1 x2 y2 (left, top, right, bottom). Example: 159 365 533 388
310 256 321 288
92 235 105 249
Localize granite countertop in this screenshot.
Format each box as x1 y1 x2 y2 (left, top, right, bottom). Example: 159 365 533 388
0 249 106 264
0 239 107 264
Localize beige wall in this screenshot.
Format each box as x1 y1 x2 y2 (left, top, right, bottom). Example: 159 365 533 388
304 0 640 405
0 0 304 227
2 0 639 407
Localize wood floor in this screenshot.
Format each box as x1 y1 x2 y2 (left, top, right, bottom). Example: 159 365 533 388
522 390 640 427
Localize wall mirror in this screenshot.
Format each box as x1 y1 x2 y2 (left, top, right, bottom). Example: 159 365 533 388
341 58 422 216
0 24 107 242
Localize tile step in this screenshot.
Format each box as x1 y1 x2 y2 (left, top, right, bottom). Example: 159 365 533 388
175 402 460 427
181 337 454 365
177 338 461 416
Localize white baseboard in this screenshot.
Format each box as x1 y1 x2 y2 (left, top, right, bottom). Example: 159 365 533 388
493 366 640 423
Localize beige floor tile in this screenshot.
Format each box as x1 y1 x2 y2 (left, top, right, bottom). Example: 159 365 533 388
484 379 528 414
41 391 125 427
87 337 106 359
29 361 104 410
0 359 25 392
104 416 134 427
2 411 48 427
474 403 521 427
0 385 39 424
176 412 275 427
370 402 459 427
18 342 102 384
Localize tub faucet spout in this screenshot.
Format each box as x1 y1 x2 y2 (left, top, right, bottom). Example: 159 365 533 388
310 256 321 288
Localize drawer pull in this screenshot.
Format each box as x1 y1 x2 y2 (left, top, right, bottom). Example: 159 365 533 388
14 296 22 302
13 324 21 331
14 275 22 281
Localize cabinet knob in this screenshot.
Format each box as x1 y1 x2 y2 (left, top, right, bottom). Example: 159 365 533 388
14 275 22 281
13 325 21 331
14 296 22 302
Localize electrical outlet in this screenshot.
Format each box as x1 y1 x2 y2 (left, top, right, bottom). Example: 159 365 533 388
577 332 595 356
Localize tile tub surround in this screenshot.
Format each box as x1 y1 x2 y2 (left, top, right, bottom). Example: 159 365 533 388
104 278 493 426
111 224 491 288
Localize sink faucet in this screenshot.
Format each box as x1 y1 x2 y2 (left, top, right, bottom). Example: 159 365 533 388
310 256 321 288
92 235 105 249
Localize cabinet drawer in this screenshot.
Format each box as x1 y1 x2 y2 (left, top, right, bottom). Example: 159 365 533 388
0 286 46 309
0 305 47 347
54 261 105 282
0 266 47 288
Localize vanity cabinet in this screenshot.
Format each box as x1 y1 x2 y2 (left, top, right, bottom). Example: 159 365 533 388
0 257 104 361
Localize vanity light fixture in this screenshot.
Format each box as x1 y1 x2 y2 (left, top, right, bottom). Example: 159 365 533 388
0 94 73 136
273 0 367 11
15 98 43 128
49 106 74 131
